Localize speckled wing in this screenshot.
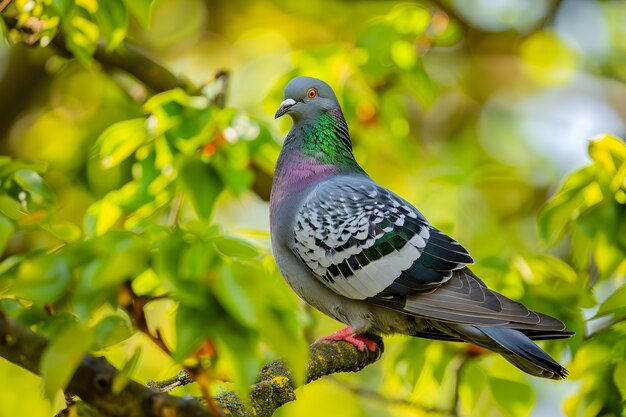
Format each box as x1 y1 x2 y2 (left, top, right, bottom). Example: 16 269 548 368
293 176 473 301
293 176 568 330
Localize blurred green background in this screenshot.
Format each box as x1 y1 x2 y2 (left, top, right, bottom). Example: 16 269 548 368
1 0 626 416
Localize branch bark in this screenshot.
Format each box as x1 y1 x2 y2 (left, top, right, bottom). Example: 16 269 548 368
0 313 383 417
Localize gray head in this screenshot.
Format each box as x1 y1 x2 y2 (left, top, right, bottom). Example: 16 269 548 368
275 76 342 122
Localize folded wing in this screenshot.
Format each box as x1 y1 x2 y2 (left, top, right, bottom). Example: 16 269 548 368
293 176 567 333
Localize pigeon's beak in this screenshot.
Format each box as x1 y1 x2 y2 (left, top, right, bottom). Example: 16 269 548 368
275 98 296 119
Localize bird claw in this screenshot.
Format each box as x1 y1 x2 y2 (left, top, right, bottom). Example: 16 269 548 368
315 327 377 352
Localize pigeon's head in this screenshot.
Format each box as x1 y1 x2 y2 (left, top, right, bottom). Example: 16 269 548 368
275 76 341 122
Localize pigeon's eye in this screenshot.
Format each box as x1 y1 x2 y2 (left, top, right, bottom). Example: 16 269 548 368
307 88 317 99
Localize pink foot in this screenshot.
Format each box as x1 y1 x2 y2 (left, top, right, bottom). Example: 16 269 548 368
315 326 377 352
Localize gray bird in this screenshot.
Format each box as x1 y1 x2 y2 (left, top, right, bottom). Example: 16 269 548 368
270 76 572 379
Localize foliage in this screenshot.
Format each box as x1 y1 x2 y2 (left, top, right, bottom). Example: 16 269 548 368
1 0 626 416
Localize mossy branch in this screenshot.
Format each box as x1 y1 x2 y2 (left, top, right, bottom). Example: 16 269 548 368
0 313 384 416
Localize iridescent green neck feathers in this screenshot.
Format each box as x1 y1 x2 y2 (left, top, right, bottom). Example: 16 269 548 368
299 112 357 167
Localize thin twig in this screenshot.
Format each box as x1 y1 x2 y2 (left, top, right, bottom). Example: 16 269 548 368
0 0 12 13
119 282 172 355
148 371 195 392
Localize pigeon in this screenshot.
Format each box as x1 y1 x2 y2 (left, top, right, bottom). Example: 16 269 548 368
269 76 573 379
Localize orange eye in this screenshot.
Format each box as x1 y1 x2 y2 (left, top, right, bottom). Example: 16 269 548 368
307 88 317 99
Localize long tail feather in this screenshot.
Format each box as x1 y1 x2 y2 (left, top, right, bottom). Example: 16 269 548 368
452 325 568 379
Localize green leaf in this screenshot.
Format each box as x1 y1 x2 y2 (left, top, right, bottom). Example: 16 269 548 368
40 221 81 243
594 284 626 320
112 346 142 394
12 169 55 206
614 362 626 400
538 168 594 245
154 232 208 307
95 0 128 51
593 231 626 281
63 8 99 65
487 377 534 417
216 324 260 395
90 234 149 288
84 197 122 238
0 213 14 255
94 315 133 348
588 134 626 177
0 157 48 177
179 159 223 221
213 263 257 328
122 0 155 27
95 118 149 168
51 0 75 15
174 305 207 361
213 236 259 259
144 88 208 112
0 195 26 220
12 256 72 303
458 361 488 415
40 322 93 399
0 254 23 277
212 143 254 196
256 305 308 385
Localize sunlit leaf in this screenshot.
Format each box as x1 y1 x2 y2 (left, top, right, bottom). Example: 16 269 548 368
0 158 48 177
487 377 534 417
538 170 591 245
76 0 98 14
594 284 626 320
63 8 99 64
12 169 55 206
40 221 81 243
84 198 123 238
12 256 72 303
588 134 626 177
0 195 26 220
593 230 625 280
95 118 149 168
112 346 142 394
614 361 626 400
0 254 23 277
179 159 223 221
50 0 75 16
95 0 128 51
94 315 133 348
213 235 259 259
122 0 155 27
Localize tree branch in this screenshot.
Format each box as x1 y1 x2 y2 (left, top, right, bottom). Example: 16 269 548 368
217 333 384 417
0 313 384 417
0 0 12 14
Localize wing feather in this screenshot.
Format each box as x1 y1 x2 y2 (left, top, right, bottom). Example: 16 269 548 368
293 176 567 331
